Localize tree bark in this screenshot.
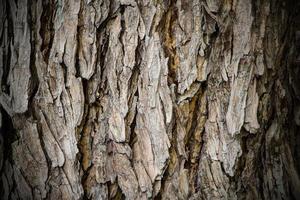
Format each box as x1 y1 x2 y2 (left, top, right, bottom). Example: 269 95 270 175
0 0 300 199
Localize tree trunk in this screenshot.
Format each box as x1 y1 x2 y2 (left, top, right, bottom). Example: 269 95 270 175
0 0 300 199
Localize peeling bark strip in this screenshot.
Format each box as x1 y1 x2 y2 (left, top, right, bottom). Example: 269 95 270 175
0 0 300 199
226 56 253 136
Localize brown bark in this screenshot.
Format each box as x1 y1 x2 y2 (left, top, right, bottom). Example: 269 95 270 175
0 0 300 199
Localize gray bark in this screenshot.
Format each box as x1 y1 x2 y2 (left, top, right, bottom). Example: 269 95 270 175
0 0 300 199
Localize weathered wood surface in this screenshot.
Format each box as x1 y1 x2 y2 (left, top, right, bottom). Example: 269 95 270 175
0 0 300 199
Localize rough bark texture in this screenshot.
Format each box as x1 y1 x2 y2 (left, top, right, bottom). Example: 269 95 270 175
0 0 300 199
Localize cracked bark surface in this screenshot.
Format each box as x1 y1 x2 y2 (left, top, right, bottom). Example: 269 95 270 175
0 0 300 199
